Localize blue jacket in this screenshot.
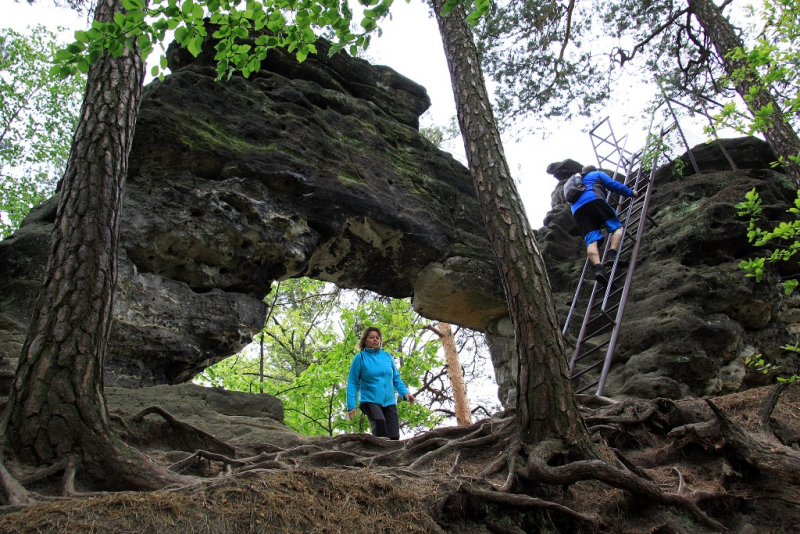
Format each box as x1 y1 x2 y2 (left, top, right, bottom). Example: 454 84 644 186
346 348 410 410
570 171 635 214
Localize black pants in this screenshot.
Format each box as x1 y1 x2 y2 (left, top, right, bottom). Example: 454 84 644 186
360 403 400 440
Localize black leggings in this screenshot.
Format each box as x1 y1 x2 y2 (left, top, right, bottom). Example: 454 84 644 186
360 403 400 440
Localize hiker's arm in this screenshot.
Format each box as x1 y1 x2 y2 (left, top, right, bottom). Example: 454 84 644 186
346 355 361 413
599 172 635 197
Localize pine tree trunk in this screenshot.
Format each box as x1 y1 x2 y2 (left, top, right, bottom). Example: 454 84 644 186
431 0 594 454
439 323 471 426
689 0 800 186
2 0 187 490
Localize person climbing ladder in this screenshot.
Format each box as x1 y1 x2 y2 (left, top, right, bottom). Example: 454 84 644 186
567 165 638 287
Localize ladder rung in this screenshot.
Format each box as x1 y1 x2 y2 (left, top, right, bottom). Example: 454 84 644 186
575 340 610 362
575 379 600 394
583 323 613 342
572 359 606 379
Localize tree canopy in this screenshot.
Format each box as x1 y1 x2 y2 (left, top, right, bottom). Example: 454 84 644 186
0 25 85 237
475 0 800 181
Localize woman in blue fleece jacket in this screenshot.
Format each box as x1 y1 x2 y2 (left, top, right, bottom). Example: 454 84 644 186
346 327 415 440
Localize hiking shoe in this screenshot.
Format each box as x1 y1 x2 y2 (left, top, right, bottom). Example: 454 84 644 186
595 268 610 287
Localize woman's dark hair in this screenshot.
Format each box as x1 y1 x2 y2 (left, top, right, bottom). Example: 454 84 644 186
357 327 382 350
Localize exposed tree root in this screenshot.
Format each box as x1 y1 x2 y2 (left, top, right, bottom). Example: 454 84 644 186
0 460 33 506
519 441 728 532
132 406 236 457
613 449 653 481
758 382 790 433
169 449 247 473
583 403 657 426
58 458 78 497
15 459 68 486
5 388 798 533
461 484 600 526
707 399 800 484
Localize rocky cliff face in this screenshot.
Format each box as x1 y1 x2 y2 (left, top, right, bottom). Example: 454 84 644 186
0 39 507 390
0 36 796 407
529 137 800 404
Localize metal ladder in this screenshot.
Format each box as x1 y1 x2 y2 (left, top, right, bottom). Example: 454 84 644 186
562 118 670 396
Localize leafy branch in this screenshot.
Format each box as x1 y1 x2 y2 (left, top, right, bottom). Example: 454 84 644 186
737 187 800 383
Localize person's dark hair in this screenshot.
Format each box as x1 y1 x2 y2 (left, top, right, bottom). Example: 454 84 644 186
357 327 382 350
581 165 597 175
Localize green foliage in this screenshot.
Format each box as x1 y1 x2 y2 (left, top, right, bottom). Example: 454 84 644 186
195 279 444 436
474 1 607 129
714 0 800 168
0 26 85 238
640 131 687 177
419 114 460 148
745 347 798 383
50 0 401 82
737 188 800 382
736 187 800 294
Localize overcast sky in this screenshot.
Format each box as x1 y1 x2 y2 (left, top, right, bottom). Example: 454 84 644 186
4 0 681 226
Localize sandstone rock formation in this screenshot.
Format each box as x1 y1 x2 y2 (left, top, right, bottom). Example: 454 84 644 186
535 136 800 403
0 35 797 410
0 40 507 391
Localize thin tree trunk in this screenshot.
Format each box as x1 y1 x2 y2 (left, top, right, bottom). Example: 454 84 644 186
689 0 800 186
2 0 188 490
431 0 594 455
437 323 471 426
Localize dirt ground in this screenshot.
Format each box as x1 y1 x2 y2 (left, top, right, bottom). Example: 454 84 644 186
0 384 798 534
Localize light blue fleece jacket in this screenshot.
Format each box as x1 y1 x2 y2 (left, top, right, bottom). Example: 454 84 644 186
570 170 635 214
346 348 410 410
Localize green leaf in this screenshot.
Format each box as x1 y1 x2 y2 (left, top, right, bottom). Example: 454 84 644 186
187 35 203 56
66 42 86 54
54 49 73 61
440 0 460 16
182 0 195 17
175 26 188 44
137 34 152 52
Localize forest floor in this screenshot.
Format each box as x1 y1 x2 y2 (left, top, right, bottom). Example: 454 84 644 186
0 384 798 533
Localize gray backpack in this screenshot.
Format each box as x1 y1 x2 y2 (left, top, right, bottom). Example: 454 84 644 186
564 173 587 204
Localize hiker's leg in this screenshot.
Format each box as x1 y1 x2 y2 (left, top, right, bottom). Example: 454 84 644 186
584 230 609 285
382 405 400 440
607 225 623 253
584 230 603 265
360 403 387 437
587 241 601 265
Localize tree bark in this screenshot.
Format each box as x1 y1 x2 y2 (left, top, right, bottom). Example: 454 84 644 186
431 0 594 455
437 323 471 426
689 0 800 186
2 0 188 490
